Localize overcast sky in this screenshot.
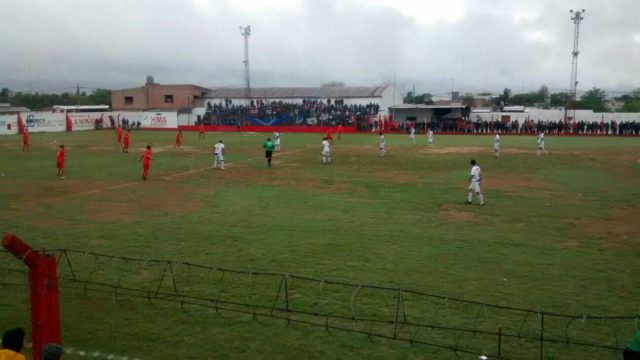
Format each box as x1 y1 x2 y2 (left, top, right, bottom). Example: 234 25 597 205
0 0 638 96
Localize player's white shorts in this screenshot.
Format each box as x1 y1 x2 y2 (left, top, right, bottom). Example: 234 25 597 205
494 145 500 150
469 181 481 193
409 135 415 139
275 139 281 145
322 150 330 157
215 153 224 161
379 144 385 150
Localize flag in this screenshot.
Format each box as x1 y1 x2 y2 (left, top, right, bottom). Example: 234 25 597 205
424 113 428 134
65 113 72 132
17 113 25 135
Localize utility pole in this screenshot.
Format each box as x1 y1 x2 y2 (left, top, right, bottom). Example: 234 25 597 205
240 26 252 101
566 9 585 128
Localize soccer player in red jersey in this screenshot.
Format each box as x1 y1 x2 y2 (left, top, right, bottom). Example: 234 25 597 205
117 126 123 144
325 128 333 144
174 130 182 149
122 130 130 153
199 123 205 139
140 145 152 180
56 145 65 178
22 129 29 152
337 124 343 141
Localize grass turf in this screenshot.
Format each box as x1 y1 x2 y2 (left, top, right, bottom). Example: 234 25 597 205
0 130 639 359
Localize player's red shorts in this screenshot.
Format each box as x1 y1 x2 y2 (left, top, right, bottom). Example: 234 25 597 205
57 161 64 169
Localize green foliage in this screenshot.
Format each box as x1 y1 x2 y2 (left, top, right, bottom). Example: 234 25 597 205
510 92 541 106
578 87 608 112
549 92 568 107
2 88 111 110
0 132 638 359
1 132 639 358
403 91 433 104
622 100 640 112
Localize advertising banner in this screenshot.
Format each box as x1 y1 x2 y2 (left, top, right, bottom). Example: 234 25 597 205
0 115 19 135
21 112 66 133
115 111 178 129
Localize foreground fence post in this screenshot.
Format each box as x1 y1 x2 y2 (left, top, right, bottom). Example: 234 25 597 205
2 233 61 360
539 312 545 360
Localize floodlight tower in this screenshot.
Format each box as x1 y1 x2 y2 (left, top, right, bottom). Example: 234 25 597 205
240 25 251 99
566 9 585 124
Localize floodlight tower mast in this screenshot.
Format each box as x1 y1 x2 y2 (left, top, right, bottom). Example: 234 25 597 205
240 25 251 99
566 9 585 125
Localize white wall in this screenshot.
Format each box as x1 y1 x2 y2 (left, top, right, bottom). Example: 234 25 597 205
470 109 640 123
22 112 66 132
113 111 178 129
0 115 19 135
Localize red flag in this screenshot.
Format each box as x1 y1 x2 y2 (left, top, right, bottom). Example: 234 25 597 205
65 113 72 132
17 113 25 135
424 113 428 134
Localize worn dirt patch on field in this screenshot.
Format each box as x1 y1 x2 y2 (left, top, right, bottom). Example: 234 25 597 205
374 170 420 184
84 182 201 223
213 163 358 193
439 204 475 221
483 174 546 192
421 146 488 154
559 239 581 249
578 205 640 248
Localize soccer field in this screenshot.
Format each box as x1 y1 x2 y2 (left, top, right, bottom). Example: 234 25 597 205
1 130 639 359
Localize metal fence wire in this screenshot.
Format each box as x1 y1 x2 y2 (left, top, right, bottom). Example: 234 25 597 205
1 249 637 359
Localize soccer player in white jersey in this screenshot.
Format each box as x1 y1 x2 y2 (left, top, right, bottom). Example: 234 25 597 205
321 137 331 164
378 132 386 156
213 140 225 169
273 131 281 152
409 127 416 144
537 131 548 155
427 129 434 149
494 132 500 158
467 159 484 205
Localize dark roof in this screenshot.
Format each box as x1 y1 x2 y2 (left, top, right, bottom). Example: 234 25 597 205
114 84 211 92
390 104 466 109
0 106 31 113
207 86 388 99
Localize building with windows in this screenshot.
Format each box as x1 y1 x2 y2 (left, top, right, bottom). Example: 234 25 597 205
111 76 211 111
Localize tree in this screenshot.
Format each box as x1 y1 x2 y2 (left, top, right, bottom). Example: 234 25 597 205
510 92 540 106
462 93 475 107
0 87 9 100
631 87 640 100
538 85 549 107
578 87 607 112
622 100 640 112
403 92 432 104
549 92 568 107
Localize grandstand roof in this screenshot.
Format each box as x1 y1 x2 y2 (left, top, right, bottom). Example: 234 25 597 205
207 86 388 99
390 104 466 109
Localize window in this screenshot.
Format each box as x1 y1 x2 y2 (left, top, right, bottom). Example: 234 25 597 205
164 95 174 103
124 96 133 105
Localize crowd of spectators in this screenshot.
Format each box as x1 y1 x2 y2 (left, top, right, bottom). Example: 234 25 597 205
202 99 379 126
414 118 640 135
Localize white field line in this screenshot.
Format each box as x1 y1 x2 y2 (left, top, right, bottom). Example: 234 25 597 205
26 342 141 360
42 145 314 203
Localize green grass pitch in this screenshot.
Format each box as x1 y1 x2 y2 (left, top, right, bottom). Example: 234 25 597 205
0 130 638 359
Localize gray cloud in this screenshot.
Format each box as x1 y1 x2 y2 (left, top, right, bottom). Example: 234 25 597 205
0 0 638 95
